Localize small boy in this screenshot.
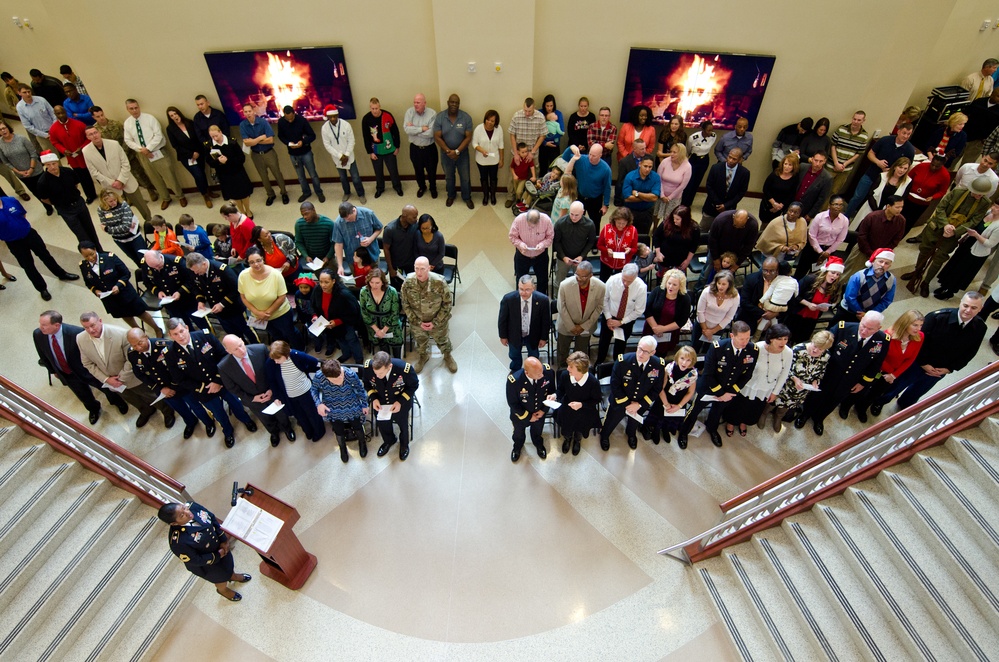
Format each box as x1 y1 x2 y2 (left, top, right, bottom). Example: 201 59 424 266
505 142 535 208
177 214 214 260
213 225 233 262
634 243 656 275
150 215 183 257
293 273 320 350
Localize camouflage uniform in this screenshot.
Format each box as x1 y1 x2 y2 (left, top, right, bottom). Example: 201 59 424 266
97 118 157 194
400 272 453 359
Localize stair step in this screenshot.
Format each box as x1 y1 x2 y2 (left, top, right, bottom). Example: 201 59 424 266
751 528 865 662
697 555 783 661
782 511 907 661
0 457 82 557
0 478 109 612
723 546 823 661
0 435 42 503
0 494 139 657
814 495 973 661
879 462 999 617
844 484 999 660
945 436 999 520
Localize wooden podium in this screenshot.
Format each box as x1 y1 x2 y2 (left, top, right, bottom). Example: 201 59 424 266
230 483 317 590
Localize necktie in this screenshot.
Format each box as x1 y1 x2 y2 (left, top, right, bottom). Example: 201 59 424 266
51 336 71 374
616 281 630 319
187 344 194 354
725 167 734 191
521 299 530 336
978 77 985 100
241 356 256 383
135 118 145 147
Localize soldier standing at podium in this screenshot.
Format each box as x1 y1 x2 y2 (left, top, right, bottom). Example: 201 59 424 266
158 501 252 602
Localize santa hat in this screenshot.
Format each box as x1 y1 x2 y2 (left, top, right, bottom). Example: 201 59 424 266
822 256 845 273
39 150 59 164
324 104 339 117
866 247 895 267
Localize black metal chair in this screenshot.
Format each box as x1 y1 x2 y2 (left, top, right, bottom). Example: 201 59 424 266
441 244 461 303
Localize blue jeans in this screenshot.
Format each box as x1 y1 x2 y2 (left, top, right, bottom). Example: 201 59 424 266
845 173 876 218
440 149 471 201
290 151 323 196
181 159 210 196
337 162 365 197
323 325 364 363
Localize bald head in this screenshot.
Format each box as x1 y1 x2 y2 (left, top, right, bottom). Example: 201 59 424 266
400 205 418 225
588 144 603 163
222 334 247 358
568 200 585 222
523 356 544 380
732 210 749 227
143 250 164 269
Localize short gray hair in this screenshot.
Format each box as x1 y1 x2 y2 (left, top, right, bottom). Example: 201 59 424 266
622 263 639 277
185 252 207 268
518 274 536 287
79 311 100 323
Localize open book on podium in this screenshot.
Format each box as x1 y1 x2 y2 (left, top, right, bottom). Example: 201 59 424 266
222 483 317 589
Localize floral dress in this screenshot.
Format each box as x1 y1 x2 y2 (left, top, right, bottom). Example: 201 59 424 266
648 361 698 432
775 342 830 410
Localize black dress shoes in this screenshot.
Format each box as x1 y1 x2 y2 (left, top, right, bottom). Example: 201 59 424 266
599 437 610 451
677 433 688 449
511 448 521 462
856 408 868 423
399 445 410 461
135 410 152 428
562 438 570 454
709 430 723 447
244 420 258 432
285 428 296 442
627 436 638 450
571 437 581 455
163 410 175 428
813 421 824 436
116 402 129 415
794 416 807 429
205 422 216 437
183 423 196 439
870 403 883 417
58 273 80 281
377 442 393 457
536 446 547 460
270 433 280 447
224 434 236 448
41 290 52 301
89 410 100 425
237 573 252 582
838 404 850 420
281 193 290 204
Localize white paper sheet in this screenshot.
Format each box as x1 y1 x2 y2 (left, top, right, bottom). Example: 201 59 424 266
191 308 211 318
661 408 687 417
148 149 164 162
611 251 627 260
626 409 645 423
101 382 127 393
261 401 285 415
247 316 268 330
152 392 166 405
158 296 176 305
376 407 394 421
612 327 625 341
222 497 284 554
308 316 329 337
98 291 113 299
799 383 821 392
305 257 325 271
542 399 561 409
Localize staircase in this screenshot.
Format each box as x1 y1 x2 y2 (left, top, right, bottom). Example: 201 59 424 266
0 424 198 662
697 416 999 661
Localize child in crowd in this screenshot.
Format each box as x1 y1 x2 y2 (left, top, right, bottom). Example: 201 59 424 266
293 273 320 351
634 243 656 276
352 246 374 290
544 112 564 153
645 345 698 444
719 252 739 273
177 214 214 260
523 158 566 208
756 260 798 338
213 224 233 262
150 215 183 257
506 142 536 209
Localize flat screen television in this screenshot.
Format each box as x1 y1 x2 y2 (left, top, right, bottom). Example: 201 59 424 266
620 48 776 131
203 46 356 125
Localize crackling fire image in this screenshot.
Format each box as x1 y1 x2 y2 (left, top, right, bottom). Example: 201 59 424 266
620 48 775 131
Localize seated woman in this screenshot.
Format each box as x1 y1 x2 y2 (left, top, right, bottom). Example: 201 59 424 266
96 188 145 267
237 247 302 349
724 323 793 437
311 359 369 462
415 213 445 273
358 268 403 358
755 202 807 260
645 268 692 357
863 310 925 420
264 341 325 443
644 345 698 445
771 330 834 430
78 241 161 335
310 269 364 363
784 257 845 343
554 351 602 456
922 112 967 167
758 153 799 224
251 226 297 283
695 269 739 350
651 205 700 276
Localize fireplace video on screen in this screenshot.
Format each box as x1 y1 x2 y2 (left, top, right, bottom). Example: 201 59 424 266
204 46 356 125
620 48 776 131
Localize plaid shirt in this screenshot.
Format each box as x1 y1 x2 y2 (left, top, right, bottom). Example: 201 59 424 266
587 122 617 150
509 213 554 258
508 109 546 148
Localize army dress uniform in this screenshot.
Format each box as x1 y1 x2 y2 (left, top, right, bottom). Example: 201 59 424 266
400 272 454 368
167 501 235 583
361 358 419 460
142 253 199 327
678 339 759 449
165 330 255 445
192 259 252 340
600 352 665 450
80 251 148 319
128 338 213 433
505 363 556 461
799 321 888 434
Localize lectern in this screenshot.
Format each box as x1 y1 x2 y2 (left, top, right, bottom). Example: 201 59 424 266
223 483 317 589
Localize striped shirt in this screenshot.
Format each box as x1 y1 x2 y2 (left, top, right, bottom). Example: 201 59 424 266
280 360 313 398
827 123 869 172
509 212 554 258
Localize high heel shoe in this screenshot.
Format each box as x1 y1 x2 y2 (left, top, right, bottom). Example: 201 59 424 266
738 425 747 437
725 425 734 437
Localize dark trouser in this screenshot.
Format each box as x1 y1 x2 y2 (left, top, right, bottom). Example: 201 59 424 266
217 313 254 342
802 381 851 424
337 163 366 197
330 417 366 440
73 166 97 201
322 326 364 362
681 154 710 208
901 200 930 235
581 196 604 229
248 400 292 434
507 338 540 372
679 392 730 435
793 243 824 281
539 143 561 173
410 144 438 193
285 391 326 441
596 317 634 365
164 302 203 332
113 235 149 269
122 384 173 420
514 251 549 296
875 363 942 410
58 370 102 415
4 228 73 292
55 199 103 251
784 313 820 345
201 389 252 436
512 413 546 452
265 312 303 350
376 404 411 447
181 159 210 196
166 391 213 428
372 153 401 193
440 149 471 201
20 174 54 213
829 305 861 327
477 163 498 199
600 402 641 441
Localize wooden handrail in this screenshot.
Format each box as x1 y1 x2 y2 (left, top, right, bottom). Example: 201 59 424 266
719 360 999 512
0 374 187 498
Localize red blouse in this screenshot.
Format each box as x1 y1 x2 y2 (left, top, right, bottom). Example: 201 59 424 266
881 332 924 377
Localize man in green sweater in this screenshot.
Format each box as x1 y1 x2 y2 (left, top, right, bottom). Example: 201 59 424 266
294 202 338 272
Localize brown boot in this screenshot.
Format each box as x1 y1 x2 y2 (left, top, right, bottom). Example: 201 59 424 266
979 286 990 297
203 194 213 208
772 407 787 432
413 354 429 373
443 353 457 373
757 403 773 429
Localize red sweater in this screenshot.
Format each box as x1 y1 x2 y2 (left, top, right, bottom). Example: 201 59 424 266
49 119 90 168
906 162 951 204
597 224 638 270
230 216 256 259
881 332 924 377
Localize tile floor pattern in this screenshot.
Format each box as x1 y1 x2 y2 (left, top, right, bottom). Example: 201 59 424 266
2 159 997 660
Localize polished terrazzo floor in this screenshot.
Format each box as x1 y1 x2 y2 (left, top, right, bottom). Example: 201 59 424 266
2 148 996 661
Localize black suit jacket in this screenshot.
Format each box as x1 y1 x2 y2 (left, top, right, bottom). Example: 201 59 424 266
34 324 92 384
737 271 768 325
795 164 833 219
218 344 273 407
703 162 750 217
498 291 551 349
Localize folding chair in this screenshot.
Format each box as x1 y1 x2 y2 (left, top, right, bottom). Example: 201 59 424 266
441 244 461 303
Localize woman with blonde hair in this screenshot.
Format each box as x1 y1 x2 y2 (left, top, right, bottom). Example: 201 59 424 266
654 143 691 222
550 173 578 221
644 268 691 357
96 187 145 266
771 329 834 430
923 112 968 167
645 345 698 444
862 310 925 420
851 156 911 226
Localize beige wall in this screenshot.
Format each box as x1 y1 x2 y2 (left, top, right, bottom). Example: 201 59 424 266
0 0 996 193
